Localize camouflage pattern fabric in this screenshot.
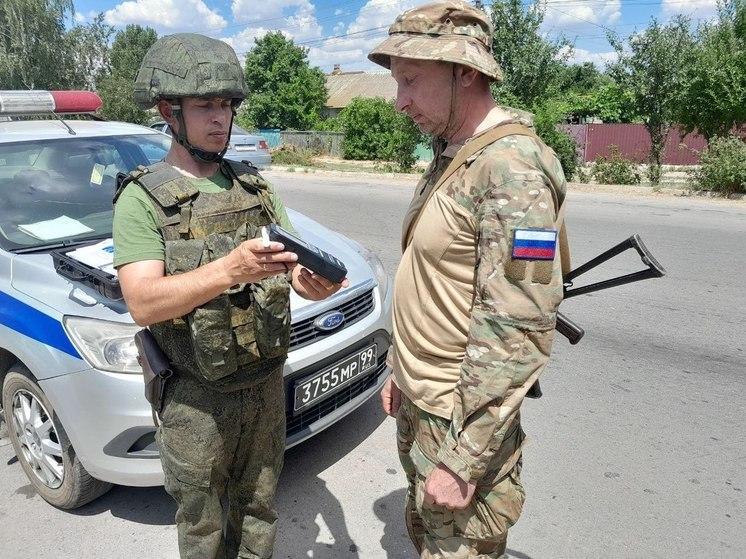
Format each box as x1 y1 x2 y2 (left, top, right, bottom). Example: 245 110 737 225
389 110 567 556
397 394 522 558
127 160 291 392
368 1 502 81
133 33 248 109
157 368 285 559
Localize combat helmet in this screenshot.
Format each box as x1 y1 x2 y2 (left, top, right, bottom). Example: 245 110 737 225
134 33 248 163
368 1 502 82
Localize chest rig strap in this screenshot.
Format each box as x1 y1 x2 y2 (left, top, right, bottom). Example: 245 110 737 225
129 162 200 238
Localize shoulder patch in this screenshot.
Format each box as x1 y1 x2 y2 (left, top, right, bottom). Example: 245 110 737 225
512 229 557 260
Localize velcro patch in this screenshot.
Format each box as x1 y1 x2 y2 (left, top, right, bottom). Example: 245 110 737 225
512 229 558 260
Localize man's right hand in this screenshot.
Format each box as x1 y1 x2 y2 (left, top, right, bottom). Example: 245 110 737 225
381 375 401 416
224 238 298 284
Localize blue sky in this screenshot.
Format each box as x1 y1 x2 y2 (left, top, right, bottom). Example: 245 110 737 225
71 0 721 73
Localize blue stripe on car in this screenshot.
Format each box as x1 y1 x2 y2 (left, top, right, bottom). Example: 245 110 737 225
0 291 80 358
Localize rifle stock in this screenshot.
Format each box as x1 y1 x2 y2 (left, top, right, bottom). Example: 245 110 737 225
554 234 666 344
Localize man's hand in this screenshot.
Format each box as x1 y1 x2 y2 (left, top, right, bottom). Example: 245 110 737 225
291 266 348 300
224 238 298 284
423 463 476 510
380 375 401 416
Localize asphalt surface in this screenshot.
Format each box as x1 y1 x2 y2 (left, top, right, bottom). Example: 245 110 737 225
0 170 744 559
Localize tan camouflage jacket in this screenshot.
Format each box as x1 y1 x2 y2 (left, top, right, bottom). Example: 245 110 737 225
391 112 567 483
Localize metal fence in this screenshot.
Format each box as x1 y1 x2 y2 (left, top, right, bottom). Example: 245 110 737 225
565 123 707 165
259 124 708 165
259 130 345 156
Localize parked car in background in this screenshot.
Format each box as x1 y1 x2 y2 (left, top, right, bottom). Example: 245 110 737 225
149 120 272 169
0 90 391 509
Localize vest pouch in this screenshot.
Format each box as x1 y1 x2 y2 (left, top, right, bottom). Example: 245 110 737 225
170 234 240 382
252 274 291 359
188 294 238 381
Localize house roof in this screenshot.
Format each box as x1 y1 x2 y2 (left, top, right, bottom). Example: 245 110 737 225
324 72 397 109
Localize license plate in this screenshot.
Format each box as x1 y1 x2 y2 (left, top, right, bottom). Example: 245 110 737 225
293 344 377 413
235 144 256 151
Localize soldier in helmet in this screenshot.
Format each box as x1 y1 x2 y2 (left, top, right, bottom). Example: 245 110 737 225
112 33 347 559
369 2 569 558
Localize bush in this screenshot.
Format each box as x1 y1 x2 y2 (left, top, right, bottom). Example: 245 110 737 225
592 146 642 184
688 134 746 194
533 103 579 181
339 97 424 172
270 144 313 166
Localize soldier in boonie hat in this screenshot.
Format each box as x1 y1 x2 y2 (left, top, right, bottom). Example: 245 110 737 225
368 0 502 81
370 3 569 559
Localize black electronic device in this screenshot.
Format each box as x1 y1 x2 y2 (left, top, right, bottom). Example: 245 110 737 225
265 224 348 283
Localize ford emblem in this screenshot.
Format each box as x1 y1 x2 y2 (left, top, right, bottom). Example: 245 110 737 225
314 311 345 332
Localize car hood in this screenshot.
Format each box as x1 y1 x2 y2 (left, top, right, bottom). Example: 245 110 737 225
9 210 374 324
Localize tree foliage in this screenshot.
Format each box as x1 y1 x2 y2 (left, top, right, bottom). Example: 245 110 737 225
677 0 746 140
0 0 112 90
97 25 157 123
340 97 423 171
1 0 73 89
489 0 572 107
243 32 327 130
608 16 696 183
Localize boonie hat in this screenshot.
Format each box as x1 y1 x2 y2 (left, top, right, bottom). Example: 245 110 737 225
368 1 502 82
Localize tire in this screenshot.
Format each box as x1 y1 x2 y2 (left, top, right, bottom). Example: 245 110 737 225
2 364 113 509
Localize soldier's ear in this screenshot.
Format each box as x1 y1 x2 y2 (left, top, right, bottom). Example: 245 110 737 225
456 64 481 88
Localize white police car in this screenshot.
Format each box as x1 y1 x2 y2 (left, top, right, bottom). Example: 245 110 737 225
0 90 392 509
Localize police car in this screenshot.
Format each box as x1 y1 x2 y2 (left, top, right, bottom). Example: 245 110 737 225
0 90 392 509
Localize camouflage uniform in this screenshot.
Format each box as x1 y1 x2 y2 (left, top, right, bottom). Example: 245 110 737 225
369 4 568 558
116 34 290 559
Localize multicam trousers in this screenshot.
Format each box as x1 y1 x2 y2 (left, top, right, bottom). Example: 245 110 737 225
397 395 526 559
157 367 286 559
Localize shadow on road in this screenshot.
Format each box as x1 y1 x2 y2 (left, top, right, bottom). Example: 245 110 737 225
63 395 388 548
274 396 389 557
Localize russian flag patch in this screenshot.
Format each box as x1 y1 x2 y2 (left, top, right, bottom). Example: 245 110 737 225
512 228 558 260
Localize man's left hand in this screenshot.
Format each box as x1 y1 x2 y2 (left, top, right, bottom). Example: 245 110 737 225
423 463 476 510
292 266 348 300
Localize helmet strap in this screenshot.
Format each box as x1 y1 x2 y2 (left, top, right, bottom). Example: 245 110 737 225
170 103 230 164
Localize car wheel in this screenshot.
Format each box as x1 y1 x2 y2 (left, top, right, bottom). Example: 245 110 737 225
2 364 113 509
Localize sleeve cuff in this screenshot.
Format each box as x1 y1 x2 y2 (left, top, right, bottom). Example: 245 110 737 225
437 444 486 484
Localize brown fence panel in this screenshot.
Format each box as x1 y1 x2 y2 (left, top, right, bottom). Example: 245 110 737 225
582 124 706 165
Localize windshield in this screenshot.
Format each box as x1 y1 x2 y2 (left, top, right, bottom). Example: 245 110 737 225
0 134 170 251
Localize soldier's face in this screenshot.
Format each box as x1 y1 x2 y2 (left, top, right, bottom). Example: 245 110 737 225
178 97 233 152
391 57 453 137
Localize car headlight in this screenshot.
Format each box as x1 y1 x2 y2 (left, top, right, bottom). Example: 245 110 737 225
63 316 142 373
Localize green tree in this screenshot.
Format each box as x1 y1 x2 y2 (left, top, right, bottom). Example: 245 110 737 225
65 13 114 90
677 0 746 140
97 25 157 123
0 0 74 89
340 97 423 171
608 17 696 184
564 82 639 124
489 0 572 107
243 32 327 130
532 100 579 179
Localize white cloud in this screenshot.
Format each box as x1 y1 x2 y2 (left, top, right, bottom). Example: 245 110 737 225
567 47 618 67
302 0 417 72
542 0 622 34
661 0 718 20
105 0 227 32
231 0 314 25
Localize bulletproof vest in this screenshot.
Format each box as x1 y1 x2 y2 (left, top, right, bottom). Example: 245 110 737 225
119 160 291 391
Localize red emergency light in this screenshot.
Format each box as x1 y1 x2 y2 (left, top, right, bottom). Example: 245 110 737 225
0 90 102 115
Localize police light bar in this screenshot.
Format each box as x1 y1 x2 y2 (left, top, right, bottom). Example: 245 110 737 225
0 90 102 115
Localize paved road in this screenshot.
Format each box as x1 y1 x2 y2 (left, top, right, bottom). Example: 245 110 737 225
1 171 744 559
